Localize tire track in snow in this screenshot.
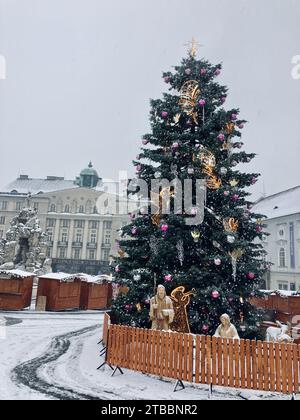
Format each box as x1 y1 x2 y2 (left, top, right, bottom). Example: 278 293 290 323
11 325 101 400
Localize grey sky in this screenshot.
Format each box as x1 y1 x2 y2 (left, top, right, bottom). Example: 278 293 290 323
0 0 300 200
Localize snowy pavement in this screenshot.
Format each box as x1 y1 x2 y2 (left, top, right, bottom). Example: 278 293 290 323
0 312 293 400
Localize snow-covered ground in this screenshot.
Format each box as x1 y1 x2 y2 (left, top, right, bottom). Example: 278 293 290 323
0 311 294 400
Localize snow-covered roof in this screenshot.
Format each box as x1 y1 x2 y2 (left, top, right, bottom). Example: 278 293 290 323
77 273 113 284
1 177 122 196
0 269 34 279
39 272 79 282
260 289 300 297
252 185 300 220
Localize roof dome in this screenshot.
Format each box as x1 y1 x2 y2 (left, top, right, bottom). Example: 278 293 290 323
77 162 100 188
80 162 99 178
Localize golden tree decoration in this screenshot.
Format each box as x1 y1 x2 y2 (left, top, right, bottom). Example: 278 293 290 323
151 187 175 226
223 218 239 233
198 146 222 190
178 80 200 124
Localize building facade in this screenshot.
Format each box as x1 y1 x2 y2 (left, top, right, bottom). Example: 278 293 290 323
253 186 300 291
0 164 132 274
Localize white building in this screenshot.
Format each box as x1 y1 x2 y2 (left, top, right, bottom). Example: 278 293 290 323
253 185 300 291
0 163 133 274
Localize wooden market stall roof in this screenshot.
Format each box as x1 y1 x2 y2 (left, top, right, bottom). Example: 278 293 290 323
38 272 79 282
0 269 34 279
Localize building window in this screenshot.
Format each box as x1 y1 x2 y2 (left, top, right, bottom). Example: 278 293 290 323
279 248 286 268
61 231 68 242
47 229 53 242
75 232 82 243
89 250 96 260
78 205 84 214
90 231 97 243
93 206 98 214
16 202 23 211
60 219 70 228
0 216 5 225
74 220 85 229
73 249 81 259
59 248 66 259
89 221 98 229
33 202 39 211
0 201 8 210
46 219 56 228
47 248 52 258
278 282 289 291
0 230 3 239
64 205 70 213
103 221 112 230
50 204 56 212
101 249 110 261
279 229 285 237
290 283 296 292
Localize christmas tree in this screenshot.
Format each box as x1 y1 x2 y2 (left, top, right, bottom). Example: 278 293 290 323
111 41 267 339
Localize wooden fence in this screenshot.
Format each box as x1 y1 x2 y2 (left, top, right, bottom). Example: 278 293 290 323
102 312 110 346
105 323 300 394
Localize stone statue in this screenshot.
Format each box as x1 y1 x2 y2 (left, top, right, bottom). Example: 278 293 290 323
214 314 240 340
170 286 196 333
0 206 52 275
150 285 174 331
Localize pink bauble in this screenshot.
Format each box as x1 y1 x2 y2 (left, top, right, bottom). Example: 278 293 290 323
125 304 132 311
130 213 136 220
256 226 263 233
239 123 244 129
212 290 220 299
251 177 258 185
172 142 179 149
161 224 169 233
232 194 240 202
200 69 207 76
164 274 172 282
215 69 221 76
131 227 138 235
224 191 230 197
199 99 206 107
161 111 168 119
202 325 210 333
135 164 142 173
164 76 171 83
218 133 225 142
136 154 141 160
221 96 226 104
247 272 255 280
115 265 121 273
231 113 238 121
214 258 222 266
142 139 149 145
185 68 191 75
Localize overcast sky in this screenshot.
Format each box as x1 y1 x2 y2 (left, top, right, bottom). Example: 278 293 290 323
0 0 300 199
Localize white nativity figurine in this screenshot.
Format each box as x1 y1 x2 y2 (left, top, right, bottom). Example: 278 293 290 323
214 314 240 340
266 321 294 344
